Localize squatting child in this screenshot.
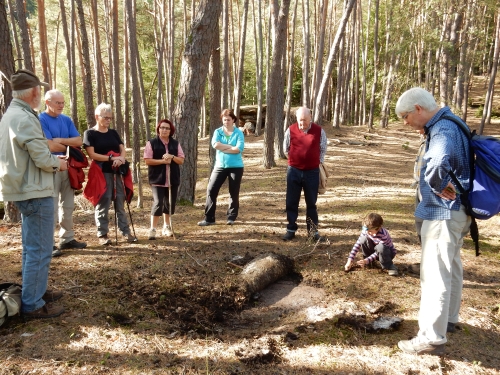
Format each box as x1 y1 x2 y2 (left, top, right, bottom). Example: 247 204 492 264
344 213 399 276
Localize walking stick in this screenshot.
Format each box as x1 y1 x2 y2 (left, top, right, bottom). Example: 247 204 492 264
167 165 176 240
113 171 118 245
119 173 137 240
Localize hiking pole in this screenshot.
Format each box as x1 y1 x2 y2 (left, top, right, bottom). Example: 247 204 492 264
119 173 137 240
167 165 176 240
113 170 118 245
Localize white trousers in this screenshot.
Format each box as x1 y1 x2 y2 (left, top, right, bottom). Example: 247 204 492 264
417 206 471 345
53 170 75 245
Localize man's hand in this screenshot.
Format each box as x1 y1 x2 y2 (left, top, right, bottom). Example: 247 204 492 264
436 181 457 201
58 155 69 171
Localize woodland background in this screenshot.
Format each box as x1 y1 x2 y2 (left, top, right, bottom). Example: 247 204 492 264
0 0 499 208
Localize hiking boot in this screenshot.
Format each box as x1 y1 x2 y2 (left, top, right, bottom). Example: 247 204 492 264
198 220 215 226
311 232 326 243
162 226 173 237
148 228 156 240
125 233 138 243
99 235 112 245
398 337 445 356
282 231 295 241
387 264 399 276
23 303 65 320
227 220 235 225
59 239 87 250
43 289 63 302
52 246 63 257
447 322 459 333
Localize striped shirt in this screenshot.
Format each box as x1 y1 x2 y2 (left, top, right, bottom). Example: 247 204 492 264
415 107 471 221
348 227 396 264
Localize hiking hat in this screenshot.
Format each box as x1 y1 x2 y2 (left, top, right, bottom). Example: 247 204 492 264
10 69 49 90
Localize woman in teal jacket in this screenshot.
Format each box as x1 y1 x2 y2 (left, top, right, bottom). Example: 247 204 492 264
198 109 244 226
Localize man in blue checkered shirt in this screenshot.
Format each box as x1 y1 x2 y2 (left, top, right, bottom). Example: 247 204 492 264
395 88 471 356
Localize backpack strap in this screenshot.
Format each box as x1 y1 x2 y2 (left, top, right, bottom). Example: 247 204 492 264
440 115 480 256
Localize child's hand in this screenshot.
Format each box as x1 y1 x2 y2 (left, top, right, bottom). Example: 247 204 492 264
357 259 368 266
344 259 353 272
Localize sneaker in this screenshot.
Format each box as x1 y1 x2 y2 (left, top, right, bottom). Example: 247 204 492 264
22 303 65 320
99 236 112 245
162 226 173 237
447 322 459 333
42 289 63 302
282 231 295 241
125 233 138 243
148 228 156 240
59 239 87 250
387 264 399 276
398 337 445 356
52 246 63 257
227 220 234 225
198 220 215 226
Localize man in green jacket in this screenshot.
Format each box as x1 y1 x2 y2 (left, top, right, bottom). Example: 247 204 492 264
0 70 68 319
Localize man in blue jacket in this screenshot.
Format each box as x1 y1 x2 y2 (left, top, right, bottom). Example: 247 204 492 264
395 87 471 356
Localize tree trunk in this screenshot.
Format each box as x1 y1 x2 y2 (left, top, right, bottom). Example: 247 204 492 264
312 0 328 117
263 0 291 169
301 0 310 107
313 0 356 125
123 7 131 148
16 0 33 71
480 11 500 134
221 0 230 110
283 0 298 134
125 0 144 208
0 0 15 116
111 0 123 137
69 0 79 128
6 0 21 70
208 23 221 171
232 0 249 120
90 0 105 104
174 0 222 203
367 0 379 129
254 0 264 137
75 0 95 127
37 0 51 89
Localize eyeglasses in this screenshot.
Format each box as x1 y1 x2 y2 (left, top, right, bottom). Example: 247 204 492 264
159 126 171 130
402 111 414 121
99 115 113 121
52 101 65 105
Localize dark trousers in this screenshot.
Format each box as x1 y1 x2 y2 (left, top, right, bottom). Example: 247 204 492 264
358 235 395 269
204 167 244 222
285 166 319 232
151 185 179 216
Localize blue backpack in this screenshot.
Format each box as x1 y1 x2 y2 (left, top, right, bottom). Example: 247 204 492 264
443 115 500 255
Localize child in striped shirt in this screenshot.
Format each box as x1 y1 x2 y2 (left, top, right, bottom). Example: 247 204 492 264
344 213 399 276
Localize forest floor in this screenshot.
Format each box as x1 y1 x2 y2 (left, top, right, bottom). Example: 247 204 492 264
2 81 500 374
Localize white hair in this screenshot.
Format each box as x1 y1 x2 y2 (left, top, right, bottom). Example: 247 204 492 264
45 89 63 101
296 106 311 118
12 87 36 100
95 103 112 116
395 87 438 117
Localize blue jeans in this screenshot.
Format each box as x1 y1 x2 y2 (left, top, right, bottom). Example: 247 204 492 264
15 197 54 313
285 166 320 232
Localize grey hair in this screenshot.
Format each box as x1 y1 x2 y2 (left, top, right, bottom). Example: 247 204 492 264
95 103 112 116
296 106 311 118
395 87 438 117
12 87 36 100
45 89 63 101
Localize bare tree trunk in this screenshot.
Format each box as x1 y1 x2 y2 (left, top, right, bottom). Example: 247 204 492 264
283 0 298 134
111 0 123 137
367 0 379 129
233 0 249 120
125 0 144 208
313 0 356 125
312 0 328 117
301 0 310 107
263 0 291 169
174 0 222 203
221 0 230 110
37 0 51 89
208 23 221 171
6 0 21 70
69 0 79 127
439 11 452 106
454 3 472 112
253 0 264 136
360 0 370 125
75 0 95 127
90 0 105 104
0 0 15 114
16 0 33 71
480 11 500 134
123 7 131 148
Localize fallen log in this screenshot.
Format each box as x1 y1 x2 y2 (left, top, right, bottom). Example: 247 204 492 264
239 252 294 297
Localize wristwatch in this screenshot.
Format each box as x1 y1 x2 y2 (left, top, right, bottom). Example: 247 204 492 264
108 154 113 161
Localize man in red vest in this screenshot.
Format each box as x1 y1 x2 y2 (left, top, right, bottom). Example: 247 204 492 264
282 107 327 241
